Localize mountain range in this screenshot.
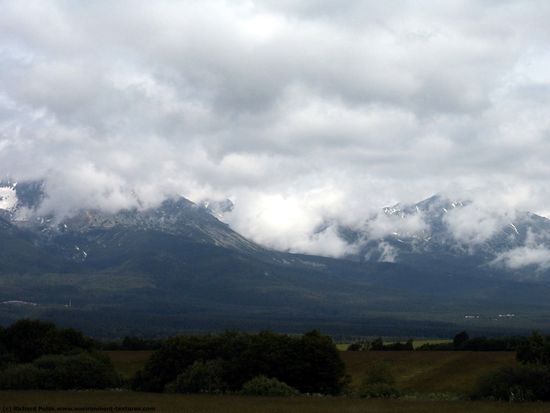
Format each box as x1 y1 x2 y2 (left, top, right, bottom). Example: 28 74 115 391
1 181 550 338
338 194 550 280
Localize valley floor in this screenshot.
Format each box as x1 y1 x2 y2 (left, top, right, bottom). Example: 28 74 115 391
1 391 549 413
105 349 520 395
341 350 518 394
1 350 545 412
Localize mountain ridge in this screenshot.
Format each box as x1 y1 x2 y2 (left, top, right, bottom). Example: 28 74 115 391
2 181 550 337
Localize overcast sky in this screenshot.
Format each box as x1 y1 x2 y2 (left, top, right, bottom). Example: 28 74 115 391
2 0 550 255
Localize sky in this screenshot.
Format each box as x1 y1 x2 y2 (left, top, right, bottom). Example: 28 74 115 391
1 0 550 256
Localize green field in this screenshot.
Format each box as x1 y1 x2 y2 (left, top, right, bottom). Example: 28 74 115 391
106 350 518 396
0 350 545 413
341 351 517 394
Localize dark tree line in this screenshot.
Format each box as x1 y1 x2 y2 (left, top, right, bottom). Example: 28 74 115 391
7 318 549 400
345 331 549 353
418 331 535 352
472 332 550 402
132 330 348 395
0 319 95 364
347 338 414 351
100 336 165 351
0 319 120 390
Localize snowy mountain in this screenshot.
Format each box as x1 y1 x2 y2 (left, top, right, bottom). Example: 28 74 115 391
0 181 260 259
333 194 550 279
3 181 550 277
2 182 550 337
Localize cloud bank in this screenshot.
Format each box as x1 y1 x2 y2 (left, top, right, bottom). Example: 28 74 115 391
492 230 550 271
2 1 550 254
493 246 550 271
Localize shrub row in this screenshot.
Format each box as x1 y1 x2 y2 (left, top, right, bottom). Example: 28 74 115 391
132 330 347 395
471 333 550 402
0 352 120 390
0 319 95 364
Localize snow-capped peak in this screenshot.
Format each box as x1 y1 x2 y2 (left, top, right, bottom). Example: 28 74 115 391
0 184 18 212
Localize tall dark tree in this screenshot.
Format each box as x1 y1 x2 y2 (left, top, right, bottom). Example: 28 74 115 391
1 319 93 363
517 332 550 366
133 330 347 395
371 338 384 351
453 331 469 349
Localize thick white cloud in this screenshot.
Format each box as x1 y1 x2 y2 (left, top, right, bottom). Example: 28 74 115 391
493 246 550 271
444 204 515 246
493 230 550 271
369 241 399 263
2 1 550 253
364 211 428 240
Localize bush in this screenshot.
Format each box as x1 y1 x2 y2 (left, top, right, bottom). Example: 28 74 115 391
516 332 550 366
0 321 120 391
359 383 401 399
174 360 226 394
357 362 400 399
470 332 550 402
0 350 15 369
132 334 223 392
382 340 414 351
290 330 347 394
2 320 57 362
33 352 121 390
471 365 550 402
240 375 298 396
453 331 469 349
362 362 395 385
370 338 384 351
347 343 363 351
119 336 164 351
1 319 94 363
0 353 120 390
0 364 45 390
133 330 347 395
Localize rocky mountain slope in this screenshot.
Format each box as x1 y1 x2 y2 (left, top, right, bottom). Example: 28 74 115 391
333 195 550 281
1 181 550 338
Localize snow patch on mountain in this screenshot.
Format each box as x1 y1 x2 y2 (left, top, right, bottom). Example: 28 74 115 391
5 181 550 275
0 184 18 211
367 207 428 240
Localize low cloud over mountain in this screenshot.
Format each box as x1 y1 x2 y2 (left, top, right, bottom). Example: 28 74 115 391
2 1 550 256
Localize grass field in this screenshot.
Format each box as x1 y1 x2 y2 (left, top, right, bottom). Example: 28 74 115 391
341 351 517 394
0 350 544 412
106 350 518 396
1 391 549 413
104 350 153 380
